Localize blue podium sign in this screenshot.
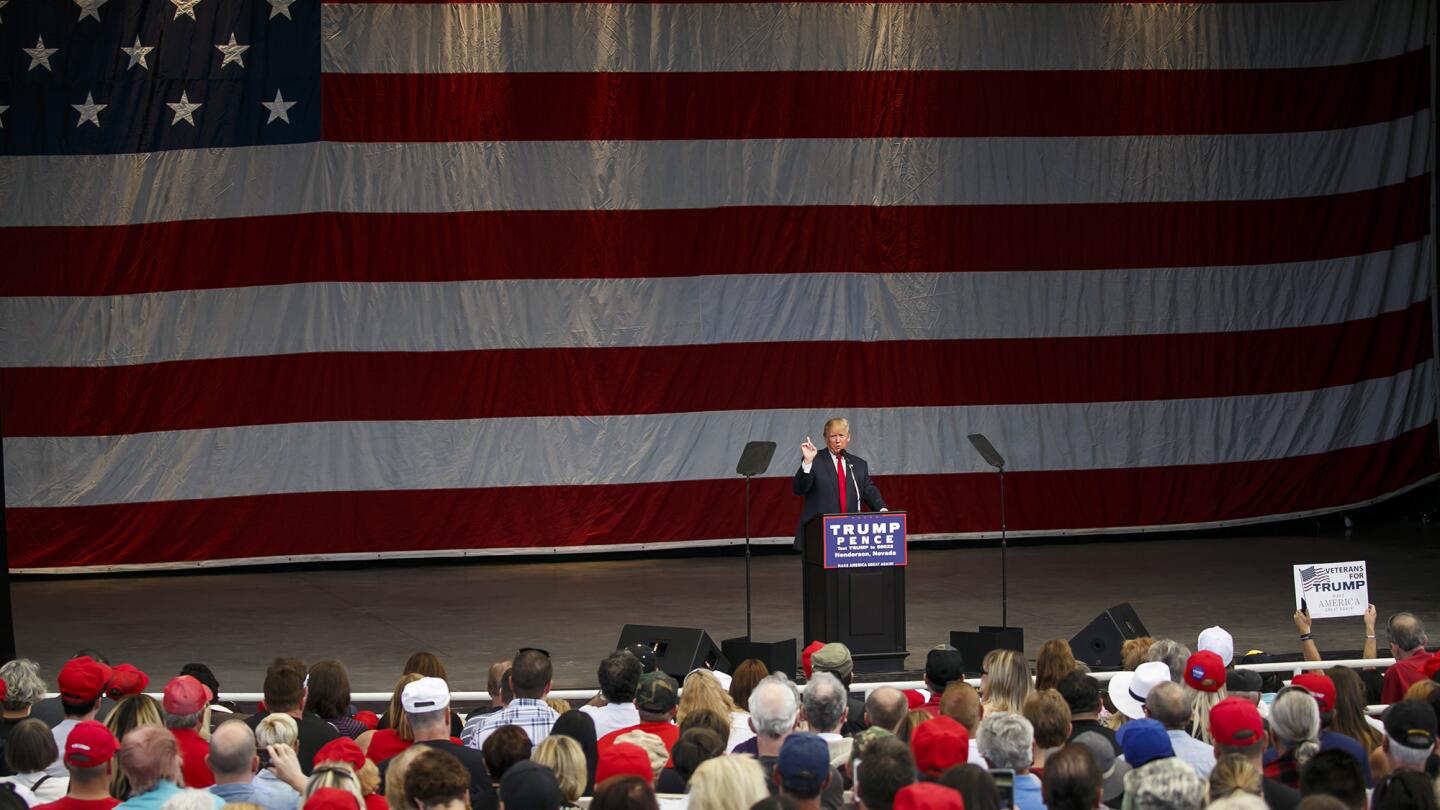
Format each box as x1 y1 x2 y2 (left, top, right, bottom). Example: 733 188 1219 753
822 512 907 569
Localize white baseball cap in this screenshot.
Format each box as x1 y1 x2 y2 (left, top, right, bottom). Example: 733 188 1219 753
401 677 451 713
1197 626 1234 666
1107 661 1171 720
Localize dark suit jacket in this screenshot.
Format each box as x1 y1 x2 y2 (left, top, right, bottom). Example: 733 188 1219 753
792 451 886 548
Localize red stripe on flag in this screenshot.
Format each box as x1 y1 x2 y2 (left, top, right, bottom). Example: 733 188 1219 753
0 177 1427 297
323 52 1430 141
3 302 1430 437
9 424 1435 569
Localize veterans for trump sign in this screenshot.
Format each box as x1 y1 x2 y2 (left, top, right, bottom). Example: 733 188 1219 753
823 513 907 569
1293 560 1369 619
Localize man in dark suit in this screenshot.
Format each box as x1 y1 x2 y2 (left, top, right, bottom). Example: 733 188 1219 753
793 417 887 549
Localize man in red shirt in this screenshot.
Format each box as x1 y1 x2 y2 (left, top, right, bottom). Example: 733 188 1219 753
35 721 120 810
1381 612 1430 704
596 672 679 756
162 675 216 787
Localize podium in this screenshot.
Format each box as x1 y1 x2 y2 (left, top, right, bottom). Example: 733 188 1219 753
802 512 909 673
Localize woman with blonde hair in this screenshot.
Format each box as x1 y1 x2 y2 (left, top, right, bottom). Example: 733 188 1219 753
1181 651 1227 744
687 756 768 810
533 735 586 806
1034 641 1077 692
303 764 365 810
678 672 751 751
981 650 1032 714
106 694 165 799
382 746 427 810
1208 753 1263 802
359 674 424 761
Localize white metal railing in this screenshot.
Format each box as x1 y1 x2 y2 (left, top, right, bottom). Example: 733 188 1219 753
68 656 1397 706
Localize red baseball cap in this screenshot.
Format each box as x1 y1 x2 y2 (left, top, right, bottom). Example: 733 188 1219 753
1290 673 1336 713
596 743 653 785
911 716 970 777
801 641 825 679
353 710 380 731
305 787 361 810
1209 697 1264 747
65 720 119 767
314 737 367 771
0 677 7 702
894 783 965 810
106 665 150 700
163 675 213 715
1183 651 1225 694
59 657 113 703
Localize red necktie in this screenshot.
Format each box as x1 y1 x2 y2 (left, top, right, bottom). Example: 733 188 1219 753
836 455 847 512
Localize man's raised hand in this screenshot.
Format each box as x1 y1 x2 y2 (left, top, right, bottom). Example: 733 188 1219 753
801 437 818 464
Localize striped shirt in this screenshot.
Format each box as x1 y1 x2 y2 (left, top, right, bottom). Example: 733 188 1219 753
460 699 560 750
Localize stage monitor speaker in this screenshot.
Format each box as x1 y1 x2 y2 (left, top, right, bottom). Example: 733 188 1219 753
617 624 730 680
721 637 797 680
1068 603 1150 669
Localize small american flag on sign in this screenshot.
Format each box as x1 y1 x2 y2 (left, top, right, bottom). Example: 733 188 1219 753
1300 566 1332 588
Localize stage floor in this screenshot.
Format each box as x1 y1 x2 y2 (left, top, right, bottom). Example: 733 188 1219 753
11 525 1439 694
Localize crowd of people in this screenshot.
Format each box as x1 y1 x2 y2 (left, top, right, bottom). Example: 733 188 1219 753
0 609 1438 810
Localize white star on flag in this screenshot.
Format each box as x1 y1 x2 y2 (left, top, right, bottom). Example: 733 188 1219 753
73 92 106 127
167 91 202 126
262 89 298 124
24 37 58 71
266 0 295 20
216 33 249 68
170 0 200 20
121 36 154 70
75 0 108 21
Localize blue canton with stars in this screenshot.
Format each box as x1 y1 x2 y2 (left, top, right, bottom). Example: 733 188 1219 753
0 0 319 154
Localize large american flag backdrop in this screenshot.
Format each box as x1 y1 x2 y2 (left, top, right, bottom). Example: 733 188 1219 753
0 0 1434 572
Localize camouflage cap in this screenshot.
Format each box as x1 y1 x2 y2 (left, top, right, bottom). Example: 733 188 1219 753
811 642 853 679
850 726 894 764
635 671 679 713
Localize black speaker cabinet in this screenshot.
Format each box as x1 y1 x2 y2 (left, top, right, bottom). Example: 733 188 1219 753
616 624 730 680
721 637 798 680
1068 603 1150 669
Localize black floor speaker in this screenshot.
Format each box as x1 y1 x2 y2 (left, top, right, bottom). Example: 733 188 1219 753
1068 603 1150 669
721 637 797 680
616 624 730 680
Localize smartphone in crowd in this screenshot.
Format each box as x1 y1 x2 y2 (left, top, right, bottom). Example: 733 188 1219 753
991 768 1015 810
257 746 272 771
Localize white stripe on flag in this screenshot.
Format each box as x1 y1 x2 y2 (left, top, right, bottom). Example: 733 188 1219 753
6 361 1433 508
1 118 1428 227
0 240 1430 368
320 0 1428 74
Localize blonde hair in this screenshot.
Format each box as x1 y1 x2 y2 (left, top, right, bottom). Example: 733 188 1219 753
357 760 382 797
106 694 165 799
615 730 669 783
982 649 1032 713
678 671 737 725
255 714 299 750
546 698 573 715
159 788 221 810
386 673 425 742
688 755 770 810
822 418 850 437
305 763 365 810
534 735 587 802
1404 680 1439 701
383 745 427 810
1186 685 1228 744
1208 753 1263 802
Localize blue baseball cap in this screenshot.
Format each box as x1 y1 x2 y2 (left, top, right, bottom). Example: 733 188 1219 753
1117 718 1174 768
778 733 830 793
